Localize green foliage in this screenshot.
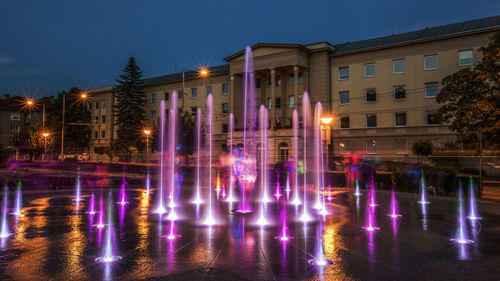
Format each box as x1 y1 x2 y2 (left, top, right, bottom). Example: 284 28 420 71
437 33 500 146
411 140 433 165
0 144 13 163
16 124 54 160
178 111 196 155
112 56 146 156
46 87 90 153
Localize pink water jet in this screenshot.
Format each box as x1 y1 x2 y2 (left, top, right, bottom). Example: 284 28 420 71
291 110 302 206
155 100 167 214
203 94 217 226
387 186 401 218
274 173 282 198
368 176 378 208
313 102 323 210
225 113 237 203
256 106 270 226
299 93 312 222
167 92 178 221
95 193 121 263
363 201 379 232
96 195 105 228
88 192 96 215
117 180 128 205
11 182 22 216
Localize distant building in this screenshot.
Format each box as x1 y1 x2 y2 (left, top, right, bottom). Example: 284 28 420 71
88 15 500 163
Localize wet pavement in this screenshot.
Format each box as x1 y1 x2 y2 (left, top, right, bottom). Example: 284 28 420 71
0 182 500 281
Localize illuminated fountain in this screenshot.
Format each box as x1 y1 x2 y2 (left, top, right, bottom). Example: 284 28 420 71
167 92 178 221
225 113 237 203
291 110 302 206
368 176 378 208
275 203 291 241
166 220 179 240
215 172 222 193
73 173 83 202
467 177 481 220
362 202 379 232
353 177 362 197
154 100 167 214
274 173 282 198
313 103 323 210
0 186 10 238
88 192 96 215
203 94 216 226
387 186 401 219
285 174 291 193
451 186 473 244
417 172 430 205
11 182 22 216
145 171 150 195
118 180 128 205
327 184 333 201
96 195 105 228
308 220 333 266
96 193 121 262
192 107 204 205
299 93 312 222
256 106 269 226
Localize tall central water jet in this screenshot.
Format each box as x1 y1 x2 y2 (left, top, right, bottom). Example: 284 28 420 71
96 193 121 262
451 185 473 244
155 100 167 214
467 177 481 220
256 106 269 226
167 92 178 221
299 92 312 222
203 94 216 225
192 107 204 205
313 102 324 211
291 110 302 206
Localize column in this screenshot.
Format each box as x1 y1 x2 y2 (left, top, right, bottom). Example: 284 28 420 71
230 75 235 114
293 66 299 109
270 68 276 128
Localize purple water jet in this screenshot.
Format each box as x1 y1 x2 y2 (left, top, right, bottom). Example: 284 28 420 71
299 92 312 222
363 201 379 232
451 185 473 244
274 173 282 198
203 94 216 226
167 92 178 221
154 100 167 214
467 177 481 220
226 113 237 203
96 193 121 263
388 186 401 218
256 106 269 226
0 186 10 238
192 107 204 205
12 182 22 216
291 110 302 206
88 192 96 215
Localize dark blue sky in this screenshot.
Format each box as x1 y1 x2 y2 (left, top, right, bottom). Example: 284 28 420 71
1 0 498 97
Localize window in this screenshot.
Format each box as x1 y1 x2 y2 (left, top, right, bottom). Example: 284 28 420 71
426 112 438 125
289 74 294 85
101 131 106 139
94 116 99 124
206 86 212 96
102 100 106 108
222 83 229 94
191 107 197 115
394 86 406 100
425 82 438 98
339 91 350 105
393 59 405 74
222 124 228 133
267 79 271 88
151 111 156 120
340 116 350 129
339 66 349 80
177 90 183 100
339 142 348 154
365 89 376 103
165 92 169 101
278 142 289 163
298 72 303 84
364 63 376 77
366 139 377 154
188 88 196 98
151 93 157 103
222 103 229 114
298 95 302 106
276 76 281 86
267 98 272 109
10 113 20 121
102 115 106 123
395 113 407 127
95 101 99 109
94 131 98 139
459 50 473 66
276 98 281 108
366 114 377 128
256 79 261 88
424 55 438 70
10 124 19 132
288 96 295 108
395 139 407 154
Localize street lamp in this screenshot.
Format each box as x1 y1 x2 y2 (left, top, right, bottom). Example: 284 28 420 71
42 132 50 161
181 67 211 104
321 116 333 186
60 90 90 161
143 129 151 166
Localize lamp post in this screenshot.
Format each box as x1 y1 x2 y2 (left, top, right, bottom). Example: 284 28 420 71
321 116 333 186
60 91 89 161
143 129 151 166
42 132 50 161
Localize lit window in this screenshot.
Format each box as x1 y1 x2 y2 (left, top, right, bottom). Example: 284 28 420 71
364 63 376 77
459 50 473 66
395 113 407 127
340 116 350 129
395 139 407 154
424 55 438 70
393 59 405 74
426 112 438 125
394 86 406 100
339 91 350 105
222 83 229 94
365 89 376 103
366 115 377 128
339 66 349 80
288 96 295 108
222 103 229 114
151 111 156 120
425 82 438 98
366 139 377 154
151 93 157 103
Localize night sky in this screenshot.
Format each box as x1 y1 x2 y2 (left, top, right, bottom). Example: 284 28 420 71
1 0 498 97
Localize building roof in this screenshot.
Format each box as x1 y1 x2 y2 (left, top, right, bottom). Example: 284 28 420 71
332 15 500 55
223 43 309 62
144 64 229 86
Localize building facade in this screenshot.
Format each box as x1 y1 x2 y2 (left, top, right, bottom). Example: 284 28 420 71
88 15 500 163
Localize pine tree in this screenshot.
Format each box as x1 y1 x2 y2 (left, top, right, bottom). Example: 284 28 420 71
113 57 146 157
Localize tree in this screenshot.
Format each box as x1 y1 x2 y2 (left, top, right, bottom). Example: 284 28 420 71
46 88 91 154
412 140 433 166
16 124 54 161
112 57 146 160
437 33 500 146
178 111 196 156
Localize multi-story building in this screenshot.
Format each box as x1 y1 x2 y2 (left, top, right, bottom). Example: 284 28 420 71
88 15 500 163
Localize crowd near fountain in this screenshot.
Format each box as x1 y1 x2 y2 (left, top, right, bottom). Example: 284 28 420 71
0 46 487 277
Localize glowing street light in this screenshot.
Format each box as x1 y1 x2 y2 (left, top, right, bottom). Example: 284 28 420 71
199 68 209 78
42 132 50 160
143 129 151 166
321 117 333 125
